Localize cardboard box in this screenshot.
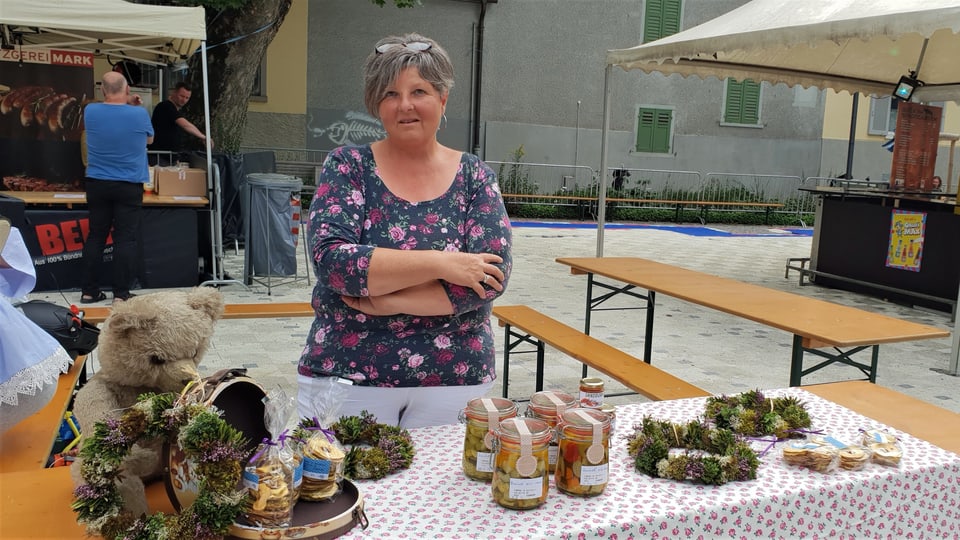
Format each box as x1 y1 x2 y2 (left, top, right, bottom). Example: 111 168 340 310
156 167 207 197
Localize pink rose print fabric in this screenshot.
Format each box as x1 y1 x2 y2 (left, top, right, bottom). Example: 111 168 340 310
340 388 960 538
299 145 512 387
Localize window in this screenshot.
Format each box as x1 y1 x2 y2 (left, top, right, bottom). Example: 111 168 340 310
250 58 267 101
643 0 682 43
635 107 673 153
722 78 761 126
868 97 898 135
869 97 946 135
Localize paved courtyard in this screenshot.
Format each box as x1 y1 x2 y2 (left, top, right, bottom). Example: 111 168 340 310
38 221 959 415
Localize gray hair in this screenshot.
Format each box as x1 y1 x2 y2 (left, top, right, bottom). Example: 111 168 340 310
363 33 454 119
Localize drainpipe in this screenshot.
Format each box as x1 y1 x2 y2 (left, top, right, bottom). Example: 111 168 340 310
471 0 496 158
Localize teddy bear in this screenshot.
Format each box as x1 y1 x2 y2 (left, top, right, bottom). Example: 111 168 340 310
70 287 225 517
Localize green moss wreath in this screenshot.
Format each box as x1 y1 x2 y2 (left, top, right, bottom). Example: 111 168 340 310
704 389 812 438
71 392 249 540
625 416 760 485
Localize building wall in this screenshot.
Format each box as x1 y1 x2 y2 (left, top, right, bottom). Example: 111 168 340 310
241 0 956 187
241 0 309 149
820 91 960 186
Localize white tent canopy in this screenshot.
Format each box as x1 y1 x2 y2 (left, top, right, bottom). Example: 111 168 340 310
606 0 960 102
0 1 233 286
0 0 205 67
595 0 960 376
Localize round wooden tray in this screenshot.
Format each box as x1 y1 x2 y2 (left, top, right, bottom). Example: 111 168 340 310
227 479 367 540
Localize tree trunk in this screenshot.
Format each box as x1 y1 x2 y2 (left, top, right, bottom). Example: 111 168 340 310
182 0 292 154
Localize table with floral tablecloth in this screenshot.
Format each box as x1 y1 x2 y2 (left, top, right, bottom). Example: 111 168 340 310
343 388 960 539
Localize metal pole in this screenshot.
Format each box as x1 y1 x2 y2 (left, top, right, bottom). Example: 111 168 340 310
948 280 960 376
844 93 859 178
596 65 612 257
574 100 581 172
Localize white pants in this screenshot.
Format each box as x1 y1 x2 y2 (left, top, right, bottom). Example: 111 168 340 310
297 374 495 429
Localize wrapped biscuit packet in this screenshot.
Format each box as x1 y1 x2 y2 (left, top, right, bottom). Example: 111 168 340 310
782 440 840 473
859 428 903 467
242 389 301 527
294 378 347 502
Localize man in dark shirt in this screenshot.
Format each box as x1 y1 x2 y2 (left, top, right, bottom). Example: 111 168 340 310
148 82 211 164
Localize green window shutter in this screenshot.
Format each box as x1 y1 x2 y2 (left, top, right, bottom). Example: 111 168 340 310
636 108 672 153
636 108 656 150
644 0 682 42
724 78 761 125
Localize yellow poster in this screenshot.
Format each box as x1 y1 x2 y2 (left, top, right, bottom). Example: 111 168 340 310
886 210 927 271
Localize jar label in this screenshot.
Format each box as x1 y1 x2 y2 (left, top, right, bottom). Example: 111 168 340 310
579 463 608 486
303 457 331 479
579 391 604 408
508 476 545 500
548 445 558 466
476 451 494 473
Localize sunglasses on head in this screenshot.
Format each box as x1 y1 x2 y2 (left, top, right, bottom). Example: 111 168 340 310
375 41 432 54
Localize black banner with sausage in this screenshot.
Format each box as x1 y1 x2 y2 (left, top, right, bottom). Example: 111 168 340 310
0 48 93 191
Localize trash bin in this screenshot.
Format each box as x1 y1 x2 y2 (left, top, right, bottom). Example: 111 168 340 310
243 173 303 279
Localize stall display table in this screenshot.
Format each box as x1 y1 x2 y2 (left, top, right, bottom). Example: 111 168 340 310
0 190 209 291
345 387 959 539
803 187 959 312
2 385 958 538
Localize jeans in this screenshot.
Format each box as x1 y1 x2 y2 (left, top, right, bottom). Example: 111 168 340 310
81 178 143 299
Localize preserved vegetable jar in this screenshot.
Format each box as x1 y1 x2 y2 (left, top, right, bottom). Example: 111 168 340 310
526 391 578 473
598 403 617 434
555 408 611 497
491 417 552 510
578 377 605 408
461 397 518 481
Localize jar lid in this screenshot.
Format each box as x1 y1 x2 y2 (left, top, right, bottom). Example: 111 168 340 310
464 397 517 423
598 403 616 416
580 377 604 389
528 391 577 418
496 417 553 445
559 408 611 435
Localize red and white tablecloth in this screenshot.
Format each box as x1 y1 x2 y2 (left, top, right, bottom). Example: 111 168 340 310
343 388 960 539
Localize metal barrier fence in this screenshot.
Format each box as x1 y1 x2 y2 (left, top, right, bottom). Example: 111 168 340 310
485 161 597 196
236 150 848 222
239 146 330 164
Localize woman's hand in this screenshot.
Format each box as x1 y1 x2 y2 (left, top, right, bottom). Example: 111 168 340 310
440 252 505 298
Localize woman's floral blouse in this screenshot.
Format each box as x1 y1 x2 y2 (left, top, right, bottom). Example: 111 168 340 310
298 145 512 387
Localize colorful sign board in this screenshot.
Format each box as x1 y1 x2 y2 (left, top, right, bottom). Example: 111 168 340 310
886 210 927 271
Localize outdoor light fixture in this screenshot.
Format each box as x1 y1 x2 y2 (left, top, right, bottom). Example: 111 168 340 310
893 73 922 101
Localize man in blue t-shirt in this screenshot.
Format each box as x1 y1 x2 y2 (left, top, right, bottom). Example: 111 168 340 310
80 71 154 304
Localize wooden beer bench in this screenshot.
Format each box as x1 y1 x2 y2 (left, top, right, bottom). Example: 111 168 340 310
81 300 315 325
556 257 950 386
0 301 317 537
492 304 709 401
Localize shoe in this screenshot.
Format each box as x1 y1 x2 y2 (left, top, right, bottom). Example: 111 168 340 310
80 291 108 304
112 293 137 305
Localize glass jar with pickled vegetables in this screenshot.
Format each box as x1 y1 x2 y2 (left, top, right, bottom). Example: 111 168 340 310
555 408 611 497
526 390 577 473
461 397 518 481
491 417 552 510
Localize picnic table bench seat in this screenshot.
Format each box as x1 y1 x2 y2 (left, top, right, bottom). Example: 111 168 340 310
492 304 709 401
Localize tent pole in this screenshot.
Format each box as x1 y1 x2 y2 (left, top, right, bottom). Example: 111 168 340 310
844 93 858 178
198 40 243 289
596 64 613 257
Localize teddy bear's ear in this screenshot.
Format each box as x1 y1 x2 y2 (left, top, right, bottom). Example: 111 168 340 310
106 310 157 336
186 287 226 321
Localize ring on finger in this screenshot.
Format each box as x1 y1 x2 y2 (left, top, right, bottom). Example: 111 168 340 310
483 274 491 284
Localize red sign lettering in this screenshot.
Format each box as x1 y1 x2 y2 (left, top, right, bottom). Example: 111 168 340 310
35 224 65 256
51 50 94 67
